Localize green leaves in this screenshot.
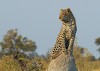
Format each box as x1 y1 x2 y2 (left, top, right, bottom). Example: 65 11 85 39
95 37 100 46
95 37 100 55
0 29 37 54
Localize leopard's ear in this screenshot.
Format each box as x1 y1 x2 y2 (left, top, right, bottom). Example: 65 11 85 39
60 9 63 12
67 8 70 12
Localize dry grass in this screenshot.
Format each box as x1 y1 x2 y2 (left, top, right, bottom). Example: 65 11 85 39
0 48 99 71
73 47 100 71
0 55 21 71
93 68 100 71
91 61 100 71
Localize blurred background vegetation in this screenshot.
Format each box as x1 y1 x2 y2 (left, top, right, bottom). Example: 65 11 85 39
0 29 100 71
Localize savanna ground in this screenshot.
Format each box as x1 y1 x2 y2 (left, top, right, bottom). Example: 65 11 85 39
0 29 100 71
0 46 100 71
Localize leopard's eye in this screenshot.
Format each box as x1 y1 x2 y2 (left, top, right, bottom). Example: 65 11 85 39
63 12 66 15
63 13 65 15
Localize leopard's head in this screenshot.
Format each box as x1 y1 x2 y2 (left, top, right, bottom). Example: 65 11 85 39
59 8 73 23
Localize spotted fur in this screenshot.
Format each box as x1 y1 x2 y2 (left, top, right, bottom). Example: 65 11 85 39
51 8 77 59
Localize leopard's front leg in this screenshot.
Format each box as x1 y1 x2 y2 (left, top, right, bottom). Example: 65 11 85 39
67 36 75 56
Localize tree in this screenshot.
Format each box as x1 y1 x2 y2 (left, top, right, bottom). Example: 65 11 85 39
95 37 100 54
0 29 37 55
95 37 100 45
0 29 37 71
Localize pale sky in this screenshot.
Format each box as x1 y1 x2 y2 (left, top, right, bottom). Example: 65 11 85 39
0 0 100 58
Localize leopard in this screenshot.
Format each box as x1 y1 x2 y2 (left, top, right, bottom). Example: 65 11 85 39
50 8 77 59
